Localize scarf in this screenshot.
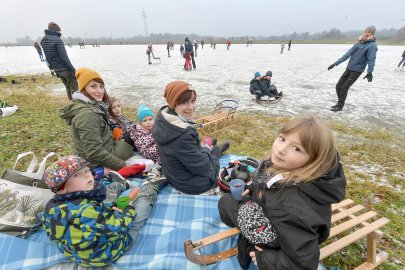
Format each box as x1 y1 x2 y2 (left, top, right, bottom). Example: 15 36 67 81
359 34 376 43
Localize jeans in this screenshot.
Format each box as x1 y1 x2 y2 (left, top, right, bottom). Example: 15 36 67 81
335 69 362 108
128 184 157 240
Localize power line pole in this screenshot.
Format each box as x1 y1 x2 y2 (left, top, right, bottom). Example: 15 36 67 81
141 8 148 36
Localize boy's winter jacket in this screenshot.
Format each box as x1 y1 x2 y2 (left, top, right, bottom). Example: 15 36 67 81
38 182 136 267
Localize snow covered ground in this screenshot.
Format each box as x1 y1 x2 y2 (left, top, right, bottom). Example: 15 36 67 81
1 43 404 132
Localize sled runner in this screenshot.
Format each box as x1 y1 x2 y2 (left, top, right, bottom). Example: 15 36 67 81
252 95 283 104
184 199 390 269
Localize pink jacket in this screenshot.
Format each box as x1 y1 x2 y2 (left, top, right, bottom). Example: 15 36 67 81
129 126 160 163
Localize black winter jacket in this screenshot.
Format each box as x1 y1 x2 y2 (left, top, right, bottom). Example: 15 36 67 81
402 50 405 58
249 158 346 270
249 78 261 94
152 106 219 194
41 30 75 72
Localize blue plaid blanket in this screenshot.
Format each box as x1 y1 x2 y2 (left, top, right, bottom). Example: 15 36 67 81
0 155 248 270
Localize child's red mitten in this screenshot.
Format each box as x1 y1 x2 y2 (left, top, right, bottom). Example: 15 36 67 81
117 164 146 178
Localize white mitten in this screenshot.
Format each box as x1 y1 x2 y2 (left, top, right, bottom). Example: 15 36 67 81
142 159 155 172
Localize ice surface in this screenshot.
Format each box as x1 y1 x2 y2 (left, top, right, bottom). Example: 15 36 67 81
1 44 404 132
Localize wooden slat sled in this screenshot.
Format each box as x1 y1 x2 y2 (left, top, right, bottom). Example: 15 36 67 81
184 199 390 269
195 99 238 132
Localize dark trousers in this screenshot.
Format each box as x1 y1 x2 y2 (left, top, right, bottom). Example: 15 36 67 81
191 52 196 69
55 70 78 100
335 69 362 108
218 194 240 228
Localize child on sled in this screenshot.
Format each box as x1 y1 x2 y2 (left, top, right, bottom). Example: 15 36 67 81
218 115 346 270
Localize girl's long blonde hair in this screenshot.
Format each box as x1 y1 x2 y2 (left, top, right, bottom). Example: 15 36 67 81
267 115 337 184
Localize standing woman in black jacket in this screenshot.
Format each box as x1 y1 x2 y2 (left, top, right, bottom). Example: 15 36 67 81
218 115 346 270
152 81 229 195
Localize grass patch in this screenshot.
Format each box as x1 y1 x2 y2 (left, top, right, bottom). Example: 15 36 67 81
0 74 404 269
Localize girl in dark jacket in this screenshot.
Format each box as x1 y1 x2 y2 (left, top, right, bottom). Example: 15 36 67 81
218 115 346 270
152 81 229 195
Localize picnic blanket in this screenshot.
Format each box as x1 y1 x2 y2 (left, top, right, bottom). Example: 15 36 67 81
0 155 249 270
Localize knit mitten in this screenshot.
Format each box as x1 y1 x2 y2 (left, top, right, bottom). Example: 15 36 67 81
117 164 146 178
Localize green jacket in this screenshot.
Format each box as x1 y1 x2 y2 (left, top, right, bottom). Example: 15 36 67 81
59 96 132 170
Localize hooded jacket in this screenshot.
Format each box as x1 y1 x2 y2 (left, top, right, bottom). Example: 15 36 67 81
38 182 136 267
335 38 378 74
152 106 219 194
249 78 261 95
250 158 346 270
59 92 133 170
40 29 75 72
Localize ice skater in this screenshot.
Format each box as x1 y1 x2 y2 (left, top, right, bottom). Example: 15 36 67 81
33 42 45 61
397 49 405 70
288 40 292 51
327 25 378 112
280 41 285 54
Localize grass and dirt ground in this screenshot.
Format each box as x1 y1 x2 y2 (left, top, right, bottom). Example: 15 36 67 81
0 74 404 269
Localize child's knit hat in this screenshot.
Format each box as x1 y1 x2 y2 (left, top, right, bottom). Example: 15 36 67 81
43 155 90 193
265 71 272 77
137 105 154 123
364 25 376 35
254 72 261 78
75 68 104 91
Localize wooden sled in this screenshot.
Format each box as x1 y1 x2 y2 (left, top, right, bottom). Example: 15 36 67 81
195 99 238 133
184 199 390 269
252 95 283 104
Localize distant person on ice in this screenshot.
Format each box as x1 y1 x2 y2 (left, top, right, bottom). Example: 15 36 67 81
327 25 378 112
33 42 45 62
41 22 78 100
146 43 153 64
167 42 171 57
185 37 196 69
288 40 292 51
397 49 405 71
180 44 184 56
280 41 285 54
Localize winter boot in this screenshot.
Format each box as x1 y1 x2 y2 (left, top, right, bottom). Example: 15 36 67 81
219 141 230 155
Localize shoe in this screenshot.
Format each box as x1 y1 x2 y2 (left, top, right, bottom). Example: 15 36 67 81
331 104 339 109
276 91 283 97
219 141 230 154
0 105 18 117
108 171 126 184
330 107 343 112
143 176 169 193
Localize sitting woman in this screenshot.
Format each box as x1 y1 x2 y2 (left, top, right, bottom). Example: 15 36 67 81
59 68 133 171
152 80 229 195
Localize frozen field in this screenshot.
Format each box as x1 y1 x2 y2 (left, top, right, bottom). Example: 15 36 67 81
1 43 404 132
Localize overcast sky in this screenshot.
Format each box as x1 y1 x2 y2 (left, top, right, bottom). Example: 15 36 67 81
1 0 404 42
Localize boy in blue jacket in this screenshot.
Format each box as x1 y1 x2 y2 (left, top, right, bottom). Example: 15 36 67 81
328 25 378 112
38 155 166 267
